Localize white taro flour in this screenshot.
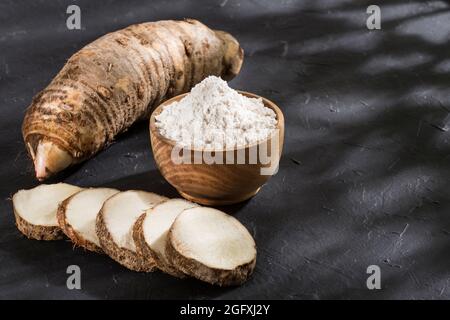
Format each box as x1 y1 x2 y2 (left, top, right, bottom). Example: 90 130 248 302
155 76 277 149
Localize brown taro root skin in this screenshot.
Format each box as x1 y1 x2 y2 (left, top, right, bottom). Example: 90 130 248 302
22 19 244 176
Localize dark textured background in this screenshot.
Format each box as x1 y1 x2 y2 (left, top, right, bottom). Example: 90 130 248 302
1 0 450 299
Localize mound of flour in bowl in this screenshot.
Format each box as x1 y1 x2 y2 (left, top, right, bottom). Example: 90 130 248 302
155 76 277 149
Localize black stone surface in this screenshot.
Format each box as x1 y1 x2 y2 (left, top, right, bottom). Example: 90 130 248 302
1 0 450 299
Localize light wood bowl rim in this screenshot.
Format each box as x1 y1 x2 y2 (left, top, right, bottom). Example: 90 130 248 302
149 90 284 152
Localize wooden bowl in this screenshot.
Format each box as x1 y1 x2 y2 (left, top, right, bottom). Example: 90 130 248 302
149 91 284 206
